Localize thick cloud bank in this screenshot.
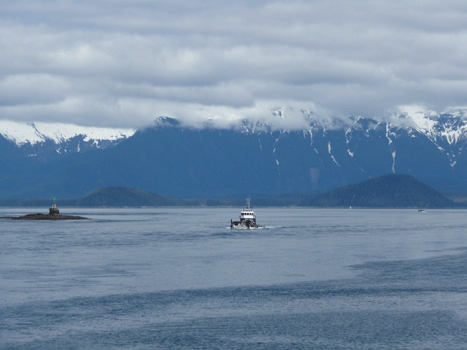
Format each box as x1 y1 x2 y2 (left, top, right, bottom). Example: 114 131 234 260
1 0 467 129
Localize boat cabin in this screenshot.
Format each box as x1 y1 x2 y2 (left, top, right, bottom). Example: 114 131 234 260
240 208 256 222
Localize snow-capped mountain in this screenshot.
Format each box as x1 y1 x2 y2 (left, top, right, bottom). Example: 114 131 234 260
389 106 467 168
0 120 135 158
2 109 467 199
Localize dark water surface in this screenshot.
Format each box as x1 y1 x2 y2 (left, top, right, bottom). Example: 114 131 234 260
1 208 467 349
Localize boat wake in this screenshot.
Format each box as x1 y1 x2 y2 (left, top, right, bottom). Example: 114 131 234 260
229 225 266 230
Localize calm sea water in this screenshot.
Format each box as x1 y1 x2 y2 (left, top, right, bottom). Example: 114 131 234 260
1 207 467 349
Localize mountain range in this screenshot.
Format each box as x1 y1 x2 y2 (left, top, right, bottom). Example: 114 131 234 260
2 108 467 199
0 120 135 159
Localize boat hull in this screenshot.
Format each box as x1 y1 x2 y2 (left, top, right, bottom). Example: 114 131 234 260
230 219 264 229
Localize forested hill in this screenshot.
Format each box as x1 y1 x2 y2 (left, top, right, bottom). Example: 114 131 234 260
299 174 455 208
73 186 177 207
0 186 189 207
0 175 458 208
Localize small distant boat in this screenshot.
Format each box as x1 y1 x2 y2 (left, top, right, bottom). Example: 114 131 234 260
231 200 264 229
418 209 425 213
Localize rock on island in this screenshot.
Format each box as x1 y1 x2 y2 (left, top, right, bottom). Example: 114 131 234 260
1 198 88 220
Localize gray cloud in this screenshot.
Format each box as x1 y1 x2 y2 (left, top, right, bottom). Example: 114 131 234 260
1 0 467 129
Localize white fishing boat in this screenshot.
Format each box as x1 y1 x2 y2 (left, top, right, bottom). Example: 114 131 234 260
230 199 264 229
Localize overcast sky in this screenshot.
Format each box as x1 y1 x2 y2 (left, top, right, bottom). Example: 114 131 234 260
1 0 467 129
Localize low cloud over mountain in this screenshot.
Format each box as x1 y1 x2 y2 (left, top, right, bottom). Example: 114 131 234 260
2 108 467 199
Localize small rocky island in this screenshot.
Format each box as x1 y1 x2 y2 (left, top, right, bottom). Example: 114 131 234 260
1 198 88 220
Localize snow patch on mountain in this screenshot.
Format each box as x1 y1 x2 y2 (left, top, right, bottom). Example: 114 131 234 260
328 142 339 166
391 106 467 168
397 105 438 132
0 120 135 146
385 123 394 145
396 105 467 146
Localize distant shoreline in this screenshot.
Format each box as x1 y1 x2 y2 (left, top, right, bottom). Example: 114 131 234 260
0 175 465 209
